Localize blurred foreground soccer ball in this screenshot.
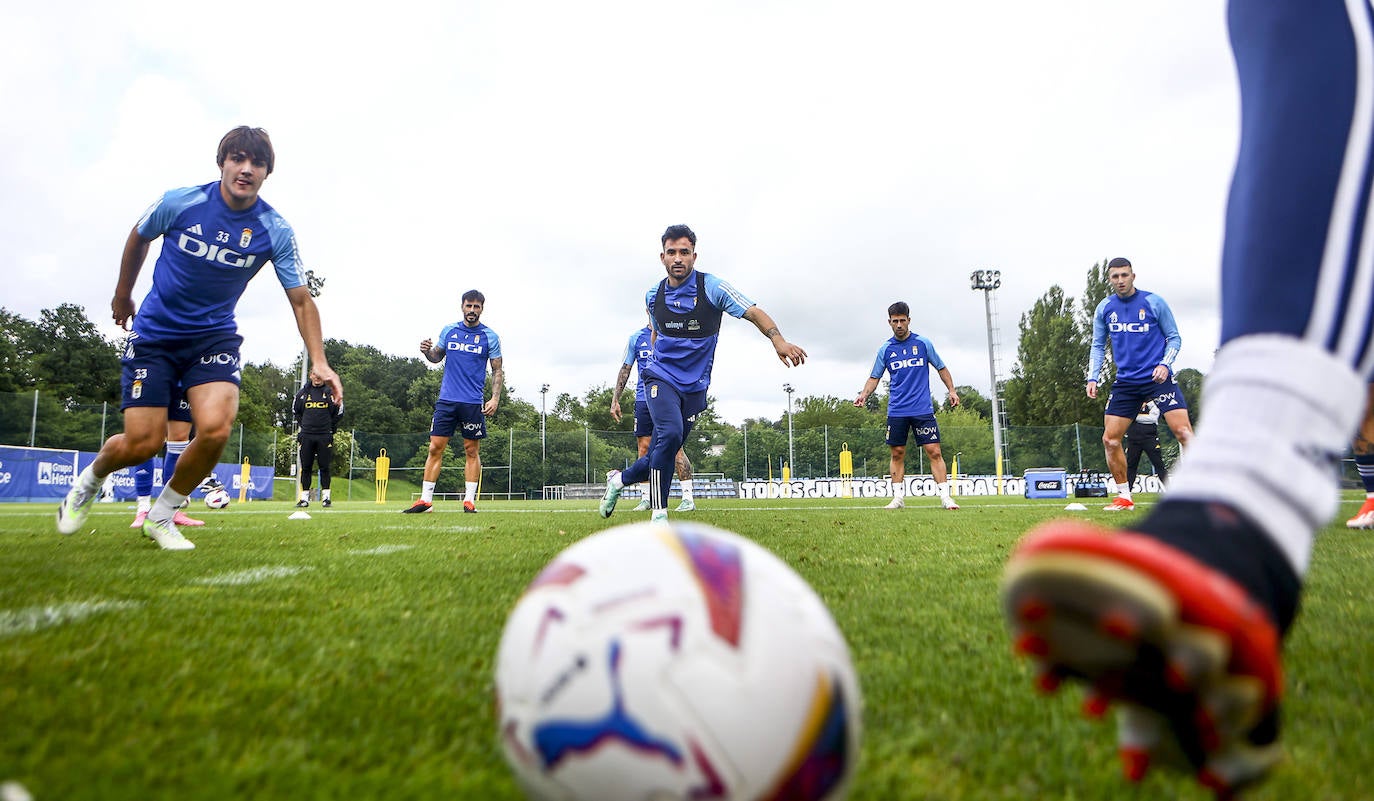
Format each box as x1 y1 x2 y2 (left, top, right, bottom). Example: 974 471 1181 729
495 520 861 801
203 488 231 509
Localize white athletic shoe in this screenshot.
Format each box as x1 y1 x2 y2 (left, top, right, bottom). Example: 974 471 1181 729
599 471 624 519
651 509 668 523
56 484 98 535
143 517 196 551
942 498 961 510
884 497 905 510
675 498 696 512
633 498 651 512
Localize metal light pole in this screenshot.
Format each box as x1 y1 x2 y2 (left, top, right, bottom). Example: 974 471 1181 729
540 383 550 466
970 269 1006 493
783 383 795 474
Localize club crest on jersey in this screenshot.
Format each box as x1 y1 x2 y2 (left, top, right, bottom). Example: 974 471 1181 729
240 228 253 248
1139 308 1146 321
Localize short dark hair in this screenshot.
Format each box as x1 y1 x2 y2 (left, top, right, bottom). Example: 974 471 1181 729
888 301 910 318
462 289 485 305
1107 257 1132 269
216 126 275 175
661 224 697 248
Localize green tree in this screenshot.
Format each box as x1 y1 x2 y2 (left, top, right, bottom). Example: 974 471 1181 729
30 304 121 403
1003 285 1098 427
0 308 36 392
946 385 991 420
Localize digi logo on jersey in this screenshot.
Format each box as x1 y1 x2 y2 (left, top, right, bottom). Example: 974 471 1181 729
176 233 258 269
1107 311 1150 333
889 357 926 371
448 342 484 354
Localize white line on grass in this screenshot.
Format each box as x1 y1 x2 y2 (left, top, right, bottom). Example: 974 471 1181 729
193 565 314 586
0 600 143 638
347 544 416 555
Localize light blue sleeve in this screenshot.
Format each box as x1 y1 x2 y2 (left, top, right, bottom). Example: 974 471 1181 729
486 327 503 360
260 209 306 290
917 335 946 371
645 286 662 335
1087 297 1110 382
869 345 888 380
135 186 206 239
1148 294 1182 368
703 273 755 318
622 332 637 366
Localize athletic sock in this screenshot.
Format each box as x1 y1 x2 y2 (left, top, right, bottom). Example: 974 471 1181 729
421 481 436 504
1355 454 1374 494
150 488 189 522
1165 335 1364 576
163 440 188 485
464 481 477 503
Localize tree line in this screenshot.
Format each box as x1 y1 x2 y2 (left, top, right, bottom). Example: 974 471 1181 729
0 261 1203 495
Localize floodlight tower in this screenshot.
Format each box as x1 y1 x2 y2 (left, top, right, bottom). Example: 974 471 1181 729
783 383 795 472
970 269 1007 493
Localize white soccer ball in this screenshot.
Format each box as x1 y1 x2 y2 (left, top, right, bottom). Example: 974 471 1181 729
495 521 861 801
203 488 231 509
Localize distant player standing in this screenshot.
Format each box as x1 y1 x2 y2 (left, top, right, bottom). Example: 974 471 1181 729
1087 257 1194 511
294 373 344 508
600 224 805 522
854 301 961 510
610 320 695 512
57 125 341 550
404 289 503 514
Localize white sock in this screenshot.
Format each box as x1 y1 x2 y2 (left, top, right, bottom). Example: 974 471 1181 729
421 481 436 503
299 489 310 502
1167 335 1364 576
610 472 624 490
136 495 152 513
151 488 188 521
78 465 101 494
464 481 478 503
680 479 693 501
321 489 331 500
891 480 905 499
936 481 950 499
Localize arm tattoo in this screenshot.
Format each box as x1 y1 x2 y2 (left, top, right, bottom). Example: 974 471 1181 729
762 326 781 339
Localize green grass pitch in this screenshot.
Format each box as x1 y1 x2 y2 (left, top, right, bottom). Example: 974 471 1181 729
2 493 1372 800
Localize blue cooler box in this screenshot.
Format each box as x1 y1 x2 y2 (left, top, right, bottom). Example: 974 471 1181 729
1024 468 1068 499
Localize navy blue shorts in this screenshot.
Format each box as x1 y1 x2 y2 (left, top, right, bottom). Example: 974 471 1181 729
633 400 653 438
431 400 486 440
886 415 940 447
1104 379 1189 420
120 332 242 411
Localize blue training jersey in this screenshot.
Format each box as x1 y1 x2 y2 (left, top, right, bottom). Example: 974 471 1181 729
621 326 653 402
133 181 306 341
437 322 501 404
870 334 946 417
644 271 754 393
1088 290 1182 384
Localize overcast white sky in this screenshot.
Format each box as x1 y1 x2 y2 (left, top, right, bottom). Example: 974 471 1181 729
2 2 1237 426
